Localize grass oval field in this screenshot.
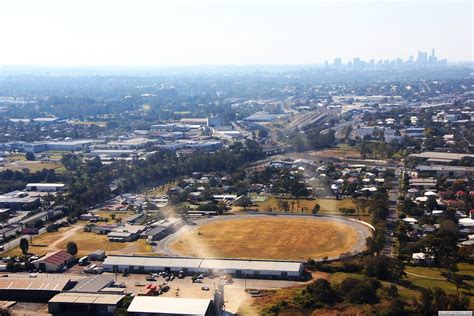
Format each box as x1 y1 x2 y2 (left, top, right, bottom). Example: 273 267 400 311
169 217 367 260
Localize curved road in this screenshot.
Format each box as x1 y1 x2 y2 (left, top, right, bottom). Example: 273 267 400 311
155 214 373 261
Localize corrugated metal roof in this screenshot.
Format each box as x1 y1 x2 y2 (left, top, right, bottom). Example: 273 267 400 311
103 255 302 272
32 250 72 266
68 275 114 293
49 293 125 305
0 278 70 291
127 297 211 315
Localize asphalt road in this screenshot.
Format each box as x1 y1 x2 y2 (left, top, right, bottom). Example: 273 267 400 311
1 227 47 255
382 167 402 257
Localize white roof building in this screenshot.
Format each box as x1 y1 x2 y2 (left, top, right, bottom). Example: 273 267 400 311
403 217 418 225
127 297 215 316
459 218 474 227
103 255 303 279
26 183 65 192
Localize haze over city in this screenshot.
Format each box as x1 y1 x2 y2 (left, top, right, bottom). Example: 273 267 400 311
0 0 472 66
0 1 473 315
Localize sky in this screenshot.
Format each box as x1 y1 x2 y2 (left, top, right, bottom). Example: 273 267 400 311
0 0 472 66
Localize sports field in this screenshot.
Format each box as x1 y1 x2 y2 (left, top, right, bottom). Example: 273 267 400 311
169 217 368 260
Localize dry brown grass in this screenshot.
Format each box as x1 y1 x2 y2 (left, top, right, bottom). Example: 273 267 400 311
3 225 152 258
256 197 361 215
0 160 63 172
289 145 361 159
170 217 361 260
55 231 151 257
93 211 136 222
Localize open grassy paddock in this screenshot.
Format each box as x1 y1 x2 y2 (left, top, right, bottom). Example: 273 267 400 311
2 224 152 258
290 144 361 159
169 217 367 260
405 264 474 299
255 197 366 216
92 210 136 222
0 160 64 172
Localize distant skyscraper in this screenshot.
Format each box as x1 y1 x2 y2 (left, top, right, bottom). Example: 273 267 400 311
417 51 428 67
326 49 446 70
353 57 362 69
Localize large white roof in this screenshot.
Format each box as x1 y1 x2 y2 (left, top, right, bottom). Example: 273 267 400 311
26 183 65 187
127 296 211 315
103 256 202 269
103 256 303 272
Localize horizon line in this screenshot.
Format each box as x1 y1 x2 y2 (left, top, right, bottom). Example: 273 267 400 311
1 61 473 69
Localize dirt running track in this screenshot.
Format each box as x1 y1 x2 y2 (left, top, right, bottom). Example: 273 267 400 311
157 214 373 261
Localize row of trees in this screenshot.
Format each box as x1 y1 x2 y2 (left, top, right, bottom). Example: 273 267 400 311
0 168 58 194
57 140 265 219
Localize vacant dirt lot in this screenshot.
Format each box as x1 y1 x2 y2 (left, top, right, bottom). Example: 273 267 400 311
169 217 364 260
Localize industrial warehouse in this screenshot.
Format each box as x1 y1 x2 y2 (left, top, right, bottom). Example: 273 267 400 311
0 278 74 302
103 255 303 280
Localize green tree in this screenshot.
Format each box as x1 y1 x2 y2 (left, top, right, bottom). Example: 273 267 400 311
312 203 320 215
25 152 35 161
383 297 405 316
295 279 339 308
338 278 379 304
66 241 78 256
19 237 29 255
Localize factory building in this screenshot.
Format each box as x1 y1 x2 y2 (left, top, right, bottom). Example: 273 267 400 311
127 297 217 316
48 293 126 315
0 278 74 302
0 191 41 211
23 140 93 153
26 183 65 192
103 255 303 280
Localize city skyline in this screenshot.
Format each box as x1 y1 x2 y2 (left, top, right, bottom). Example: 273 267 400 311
0 0 472 66
326 48 451 70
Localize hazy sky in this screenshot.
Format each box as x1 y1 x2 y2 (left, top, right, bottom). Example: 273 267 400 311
0 0 472 66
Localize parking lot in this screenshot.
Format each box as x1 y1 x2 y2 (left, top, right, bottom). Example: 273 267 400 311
110 272 300 313
2 266 301 314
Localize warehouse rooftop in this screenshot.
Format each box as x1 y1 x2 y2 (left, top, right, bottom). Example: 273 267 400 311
0 278 72 291
49 292 125 305
127 296 213 315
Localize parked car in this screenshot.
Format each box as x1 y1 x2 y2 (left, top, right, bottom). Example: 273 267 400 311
93 266 104 274
83 264 96 273
201 286 210 291
78 256 89 266
146 275 156 281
